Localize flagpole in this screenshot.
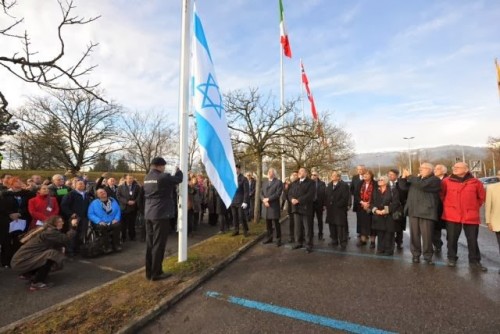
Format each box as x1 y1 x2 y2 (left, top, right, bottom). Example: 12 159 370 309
177 0 192 263
280 43 286 181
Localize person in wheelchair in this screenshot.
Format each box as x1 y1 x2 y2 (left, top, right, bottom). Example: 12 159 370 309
88 189 121 253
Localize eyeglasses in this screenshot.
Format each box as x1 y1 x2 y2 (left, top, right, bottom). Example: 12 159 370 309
311 174 318 176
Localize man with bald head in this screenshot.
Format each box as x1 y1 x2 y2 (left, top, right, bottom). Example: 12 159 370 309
441 162 487 271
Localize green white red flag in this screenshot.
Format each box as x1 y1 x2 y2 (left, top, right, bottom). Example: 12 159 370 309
279 0 292 58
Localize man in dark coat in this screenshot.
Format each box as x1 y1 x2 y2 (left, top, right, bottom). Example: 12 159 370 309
230 164 249 237
246 172 256 221
289 167 315 253
432 164 448 252
60 180 93 254
143 157 183 281
117 174 141 242
324 171 350 250
399 162 441 265
388 169 408 249
311 169 326 241
261 168 284 246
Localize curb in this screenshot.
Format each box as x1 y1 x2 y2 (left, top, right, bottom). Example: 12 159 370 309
116 226 270 334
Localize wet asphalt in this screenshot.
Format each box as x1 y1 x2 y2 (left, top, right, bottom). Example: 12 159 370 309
143 213 500 334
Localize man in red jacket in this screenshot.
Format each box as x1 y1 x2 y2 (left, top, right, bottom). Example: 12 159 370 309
441 162 487 271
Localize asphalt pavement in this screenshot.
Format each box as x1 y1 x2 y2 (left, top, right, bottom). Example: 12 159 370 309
0 221 220 328
143 212 500 334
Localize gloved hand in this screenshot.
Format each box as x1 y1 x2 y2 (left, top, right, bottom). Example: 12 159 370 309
241 203 248 210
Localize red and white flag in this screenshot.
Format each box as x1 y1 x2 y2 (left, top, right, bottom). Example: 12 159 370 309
301 60 318 120
279 0 292 58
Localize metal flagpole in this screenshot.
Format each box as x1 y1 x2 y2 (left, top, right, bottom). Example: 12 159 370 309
280 44 286 181
177 0 193 262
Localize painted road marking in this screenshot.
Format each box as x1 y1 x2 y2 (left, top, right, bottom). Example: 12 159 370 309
205 291 397 334
78 260 127 274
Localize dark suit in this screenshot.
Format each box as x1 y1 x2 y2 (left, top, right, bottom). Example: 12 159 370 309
312 179 326 239
325 180 350 248
390 179 408 247
61 190 93 252
289 178 315 249
117 182 142 241
350 174 364 234
247 178 256 220
261 178 284 242
231 173 249 235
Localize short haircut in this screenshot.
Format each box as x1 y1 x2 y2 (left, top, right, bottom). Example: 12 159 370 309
388 169 399 176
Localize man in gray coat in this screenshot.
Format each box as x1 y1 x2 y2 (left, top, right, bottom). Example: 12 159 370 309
143 157 183 281
261 168 284 246
399 162 441 265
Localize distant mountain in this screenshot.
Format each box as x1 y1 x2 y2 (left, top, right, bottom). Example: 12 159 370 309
352 145 492 171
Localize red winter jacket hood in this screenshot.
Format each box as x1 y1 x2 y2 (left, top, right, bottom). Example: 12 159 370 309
440 172 485 224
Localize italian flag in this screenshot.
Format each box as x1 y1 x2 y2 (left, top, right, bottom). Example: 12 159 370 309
279 0 292 58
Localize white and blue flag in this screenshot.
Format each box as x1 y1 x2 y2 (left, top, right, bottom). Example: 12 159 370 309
191 6 238 208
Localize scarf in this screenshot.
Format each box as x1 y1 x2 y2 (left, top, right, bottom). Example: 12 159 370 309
360 181 373 203
101 199 113 213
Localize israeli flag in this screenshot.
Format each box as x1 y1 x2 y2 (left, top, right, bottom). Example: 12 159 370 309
191 7 237 208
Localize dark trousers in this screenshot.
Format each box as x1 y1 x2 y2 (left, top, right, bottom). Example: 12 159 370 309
0 230 22 267
231 206 248 233
376 230 394 255
265 219 281 240
432 220 445 249
121 211 137 241
355 211 362 234
313 201 323 236
71 218 89 253
496 232 500 255
395 218 406 246
288 212 295 242
294 213 313 247
218 213 228 232
24 259 55 283
208 213 218 226
409 217 434 260
446 222 481 263
145 219 170 279
95 223 121 249
329 223 347 247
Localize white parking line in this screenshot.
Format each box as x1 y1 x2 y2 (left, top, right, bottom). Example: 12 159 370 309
78 260 127 274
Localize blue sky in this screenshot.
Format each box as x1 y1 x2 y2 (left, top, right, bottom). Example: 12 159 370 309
2 0 500 153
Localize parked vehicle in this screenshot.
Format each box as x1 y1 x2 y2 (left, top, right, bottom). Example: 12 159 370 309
478 176 499 188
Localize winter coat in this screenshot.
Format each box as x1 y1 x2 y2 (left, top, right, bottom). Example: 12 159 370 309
288 178 315 216
27 194 60 230
485 183 500 232
441 173 485 225
3 189 36 233
399 175 441 221
260 178 283 220
231 173 249 207
143 169 183 220
371 187 400 232
88 198 121 225
11 227 75 273
116 182 141 213
60 190 93 222
324 180 350 226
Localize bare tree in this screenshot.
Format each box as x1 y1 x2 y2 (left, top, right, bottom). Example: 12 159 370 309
282 113 354 173
225 88 297 222
121 111 178 172
0 0 103 148
14 90 121 173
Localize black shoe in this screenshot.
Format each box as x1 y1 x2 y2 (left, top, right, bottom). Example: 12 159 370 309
276 240 282 247
340 245 347 251
396 243 403 250
113 246 123 252
434 247 441 253
231 231 239 236
376 249 385 254
318 234 324 241
151 272 172 281
369 242 376 249
329 242 339 247
470 262 488 272
104 247 113 254
425 259 435 265
288 239 295 243
243 231 249 237
447 260 457 267
291 244 303 250
262 238 273 245
412 257 420 264
306 247 313 253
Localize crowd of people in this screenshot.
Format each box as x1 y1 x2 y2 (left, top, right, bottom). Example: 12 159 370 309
1 158 500 291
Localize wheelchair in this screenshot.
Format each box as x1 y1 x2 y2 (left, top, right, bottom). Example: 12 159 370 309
80 221 122 258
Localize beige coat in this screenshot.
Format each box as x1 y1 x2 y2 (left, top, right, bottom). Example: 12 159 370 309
485 183 500 232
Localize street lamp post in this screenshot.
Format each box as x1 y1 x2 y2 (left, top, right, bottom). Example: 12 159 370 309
403 137 415 174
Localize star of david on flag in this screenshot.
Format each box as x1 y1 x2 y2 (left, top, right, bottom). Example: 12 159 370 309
191 6 238 208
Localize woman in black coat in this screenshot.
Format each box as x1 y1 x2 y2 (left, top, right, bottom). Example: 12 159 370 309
324 171 351 249
371 175 401 256
353 170 377 247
